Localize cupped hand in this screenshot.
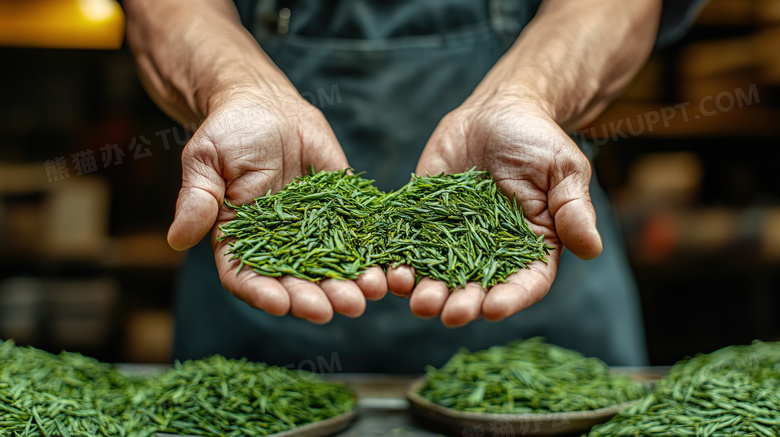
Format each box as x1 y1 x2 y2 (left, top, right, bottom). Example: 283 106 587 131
390 98 602 327
167 91 388 323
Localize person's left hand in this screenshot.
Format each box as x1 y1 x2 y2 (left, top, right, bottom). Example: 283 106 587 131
387 96 603 327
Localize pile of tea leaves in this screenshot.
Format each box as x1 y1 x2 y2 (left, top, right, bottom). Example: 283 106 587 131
417 337 647 414
127 356 355 437
0 339 130 436
586 340 780 437
0 339 355 437
219 168 551 289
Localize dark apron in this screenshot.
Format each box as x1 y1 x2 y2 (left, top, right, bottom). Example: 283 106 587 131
174 0 648 371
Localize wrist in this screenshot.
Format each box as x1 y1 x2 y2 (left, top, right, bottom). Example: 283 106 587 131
187 23 298 118
463 0 660 132
464 74 562 126
466 58 597 131
201 62 298 117
126 0 298 121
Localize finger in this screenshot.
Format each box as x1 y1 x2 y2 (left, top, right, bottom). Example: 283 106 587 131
416 150 451 177
482 254 559 321
548 157 602 260
355 266 388 301
409 278 449 319
319 279 366 318
553 196 602 259
168 138 224 251
415 112 466 176
213 246 291 317
279 276 334 324
386 265 416 297
168 185 223 251
441 282 486 328
297 110 350 173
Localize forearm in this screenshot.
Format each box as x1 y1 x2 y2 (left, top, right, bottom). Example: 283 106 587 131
473 0 661 131
124 0 293 123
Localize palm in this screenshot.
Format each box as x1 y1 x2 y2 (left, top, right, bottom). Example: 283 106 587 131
169 98 388 323
393 103 601 326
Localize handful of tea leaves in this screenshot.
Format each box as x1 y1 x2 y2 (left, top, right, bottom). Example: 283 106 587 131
418 337 646 414
380 170 550 288
586 340 780 437
0 339 355 437
219 168 551 289
219 169 385 281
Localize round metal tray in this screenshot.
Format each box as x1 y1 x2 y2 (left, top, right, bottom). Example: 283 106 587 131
406 377 643 436
156 408 357 437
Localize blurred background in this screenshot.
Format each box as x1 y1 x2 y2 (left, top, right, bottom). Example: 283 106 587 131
0 0 778 365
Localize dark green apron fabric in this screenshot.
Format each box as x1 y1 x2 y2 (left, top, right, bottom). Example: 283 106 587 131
174 0 649 371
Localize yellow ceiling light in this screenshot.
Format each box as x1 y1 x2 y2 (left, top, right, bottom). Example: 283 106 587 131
0 0 125 49
79 0 118 22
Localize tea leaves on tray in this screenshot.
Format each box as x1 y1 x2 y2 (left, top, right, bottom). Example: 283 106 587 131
586 340 780 437
0 339 355 437
418 337 646 414
125 356 355 437
0 339 131 436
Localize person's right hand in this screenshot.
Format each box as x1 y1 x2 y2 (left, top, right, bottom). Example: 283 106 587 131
166 90 389 323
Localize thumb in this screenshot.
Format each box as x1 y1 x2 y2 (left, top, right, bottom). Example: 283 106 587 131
168 151 225 251
548 154 602 260
415 113 463 176
297 112 350 173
